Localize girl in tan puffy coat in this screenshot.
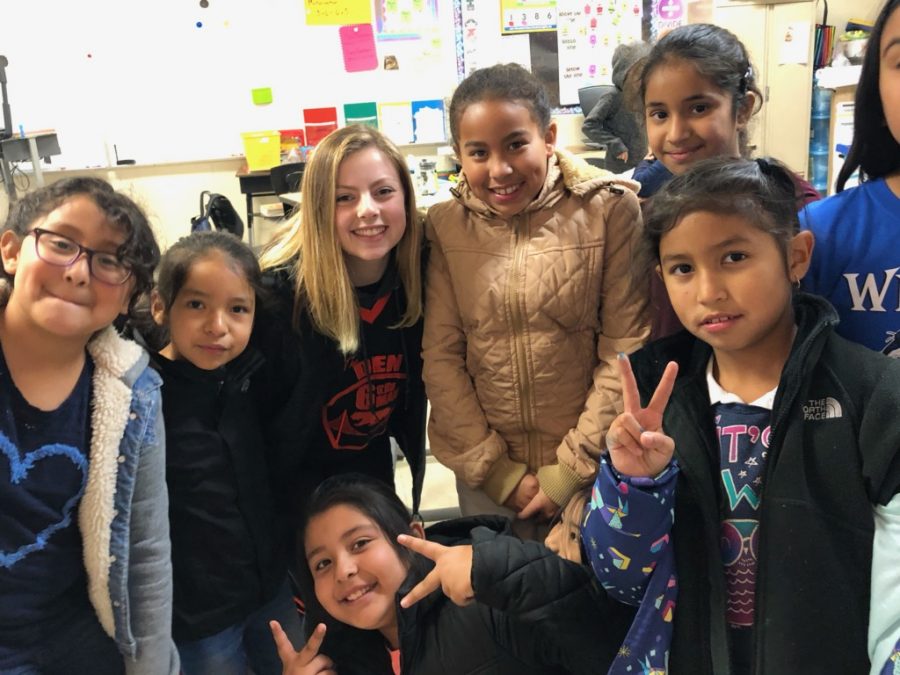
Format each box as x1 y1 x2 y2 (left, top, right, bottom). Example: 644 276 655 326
423 63 649 538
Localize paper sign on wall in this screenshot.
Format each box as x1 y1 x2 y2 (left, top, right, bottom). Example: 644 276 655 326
304 0 371 26
378 102 414 144
344 102 379 128
411 99 445 143
501 0 558 34
340 24 378 72
304 107 339 146
779 21 811 65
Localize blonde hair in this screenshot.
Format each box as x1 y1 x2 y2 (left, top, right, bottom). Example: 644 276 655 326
259 125 423 354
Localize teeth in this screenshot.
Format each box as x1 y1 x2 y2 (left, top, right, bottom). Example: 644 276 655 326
355 227 386 238
706 316 732 325
345 585 372 602
491 185 518 195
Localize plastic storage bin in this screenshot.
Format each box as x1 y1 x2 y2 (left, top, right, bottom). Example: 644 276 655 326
241 130 281 171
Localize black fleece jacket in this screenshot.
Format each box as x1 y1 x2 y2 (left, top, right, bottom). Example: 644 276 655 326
153 348 286 641
629 294 900 674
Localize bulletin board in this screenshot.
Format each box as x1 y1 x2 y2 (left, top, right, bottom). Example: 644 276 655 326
457 0 647 110
0 0 457 170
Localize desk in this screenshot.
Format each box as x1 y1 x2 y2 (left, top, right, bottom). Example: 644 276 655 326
0 132 61 200
235 164 276 247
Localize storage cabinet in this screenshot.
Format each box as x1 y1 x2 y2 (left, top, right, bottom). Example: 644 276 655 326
714 0 817 177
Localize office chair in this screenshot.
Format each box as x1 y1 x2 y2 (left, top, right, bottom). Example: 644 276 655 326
577 84 617 168
270 162 305 194
577 84 615 123
269 162 305 216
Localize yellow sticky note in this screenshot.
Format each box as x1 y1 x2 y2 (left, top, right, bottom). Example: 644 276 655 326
305 0 371 26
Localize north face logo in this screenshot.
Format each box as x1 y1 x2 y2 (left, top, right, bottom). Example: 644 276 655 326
802 397 843 420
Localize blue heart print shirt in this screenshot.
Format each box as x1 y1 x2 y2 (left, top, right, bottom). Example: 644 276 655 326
0 344 93 659
0 327 179 675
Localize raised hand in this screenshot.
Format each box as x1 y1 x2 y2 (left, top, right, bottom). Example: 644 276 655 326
605 353 678 478
397 535 474 608
270 621 336 675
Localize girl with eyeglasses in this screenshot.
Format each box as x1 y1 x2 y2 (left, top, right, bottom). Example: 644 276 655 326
0 177 178 674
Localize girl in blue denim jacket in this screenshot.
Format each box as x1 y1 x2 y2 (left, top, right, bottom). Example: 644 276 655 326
0 177 178 674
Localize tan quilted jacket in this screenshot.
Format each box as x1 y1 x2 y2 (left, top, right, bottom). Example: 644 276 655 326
423 150 649 509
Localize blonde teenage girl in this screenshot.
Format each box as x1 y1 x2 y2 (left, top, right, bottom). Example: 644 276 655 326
255 125 426 538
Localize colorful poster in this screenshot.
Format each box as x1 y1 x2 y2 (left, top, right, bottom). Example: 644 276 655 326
376 0 439 40
555 0 642 105
501 0 558 33
304 0 371 26
651 0 686 40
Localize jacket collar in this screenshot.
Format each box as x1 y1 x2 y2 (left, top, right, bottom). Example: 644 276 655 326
151 345 265 386
451 149 639 220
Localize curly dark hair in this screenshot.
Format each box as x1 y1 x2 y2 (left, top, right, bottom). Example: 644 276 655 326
2 176 160 316
449 62 552 146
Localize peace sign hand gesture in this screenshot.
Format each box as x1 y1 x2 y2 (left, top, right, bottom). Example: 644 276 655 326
270 621 336 675
397 535 475 609
605 353 679 478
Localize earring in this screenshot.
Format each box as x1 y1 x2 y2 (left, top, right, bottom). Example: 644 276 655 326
791 276 801 290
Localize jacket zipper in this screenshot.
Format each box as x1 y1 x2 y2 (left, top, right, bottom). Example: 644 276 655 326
508 213 537 472
750 319 826 674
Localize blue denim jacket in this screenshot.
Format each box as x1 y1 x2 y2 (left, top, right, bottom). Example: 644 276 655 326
81 327 179 675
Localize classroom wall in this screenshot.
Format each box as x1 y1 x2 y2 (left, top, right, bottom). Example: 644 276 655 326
0 116 588 252
0 0 880 250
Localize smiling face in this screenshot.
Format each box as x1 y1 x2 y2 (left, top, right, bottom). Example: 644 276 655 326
334 146 408 286
644 59 751 175
305 504 409 644
152 250 255 370
0 195 133 343
658 210 811 367
455 98 556 218
880 5 900 150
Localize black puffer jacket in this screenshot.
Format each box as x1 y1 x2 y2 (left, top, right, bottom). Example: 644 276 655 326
302 517 635 675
